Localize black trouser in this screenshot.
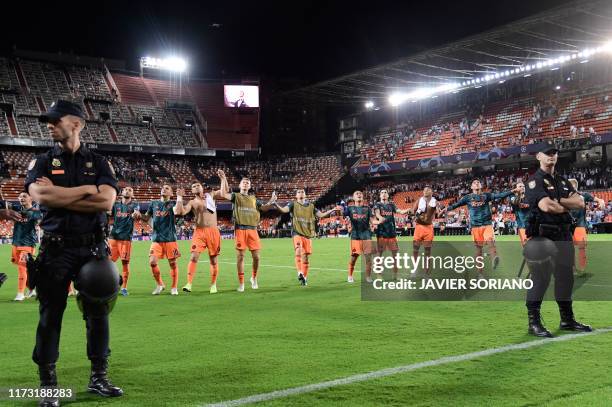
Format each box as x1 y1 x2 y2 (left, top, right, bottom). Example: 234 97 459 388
526 236 574 311
32 242 111 365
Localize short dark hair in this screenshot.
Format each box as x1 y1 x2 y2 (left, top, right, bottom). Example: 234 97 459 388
241 177 250 182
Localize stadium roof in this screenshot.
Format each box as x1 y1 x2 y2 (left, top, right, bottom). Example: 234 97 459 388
284 0 612 105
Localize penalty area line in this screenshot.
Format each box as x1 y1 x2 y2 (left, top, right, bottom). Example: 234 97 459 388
203 327 612 407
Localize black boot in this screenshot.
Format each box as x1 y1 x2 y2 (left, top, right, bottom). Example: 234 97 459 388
88 359 123 397
38 363 60 407
527 309 553 338
559 303 593 332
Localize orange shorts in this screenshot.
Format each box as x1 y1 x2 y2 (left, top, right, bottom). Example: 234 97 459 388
149 241 181 260
413 224 434 244
471 225 495 245
518 228 528 246
109 239 132 262
191 227 221 256
293 235 312 255
377 237 399 253
573 227 587 245
11 246 34 265
235 229 261 251
350 240 376 255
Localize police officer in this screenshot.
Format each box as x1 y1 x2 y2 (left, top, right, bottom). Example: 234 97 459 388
26 100 123 406
524 140 592 338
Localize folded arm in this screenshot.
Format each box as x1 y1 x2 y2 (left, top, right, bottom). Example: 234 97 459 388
559 193 585 211
63 185 118 213
28 177 97 208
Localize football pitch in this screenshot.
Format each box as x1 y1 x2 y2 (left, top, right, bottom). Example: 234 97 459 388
1 235 612 406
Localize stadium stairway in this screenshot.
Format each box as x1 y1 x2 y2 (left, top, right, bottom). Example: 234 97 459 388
143 156 174 184
187 161 208 184
150 127 162 145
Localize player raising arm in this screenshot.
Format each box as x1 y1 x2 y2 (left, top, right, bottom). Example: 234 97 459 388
174 174 224 294
343 191 383 283
373 189 411 280
442 179 520 275
217 170 277 291
140 185 182 295
276 189 342 285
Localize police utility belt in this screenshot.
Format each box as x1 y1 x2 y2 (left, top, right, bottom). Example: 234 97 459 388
538 223 571 237
42 230 106 248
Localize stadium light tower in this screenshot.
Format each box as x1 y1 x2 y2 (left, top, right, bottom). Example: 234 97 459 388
140 56 188 73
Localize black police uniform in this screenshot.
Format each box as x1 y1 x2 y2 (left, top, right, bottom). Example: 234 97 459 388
26 100 123 406
524 143 592 337
26 144 117 362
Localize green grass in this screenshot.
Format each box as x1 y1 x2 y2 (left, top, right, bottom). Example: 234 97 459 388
1 235 611 406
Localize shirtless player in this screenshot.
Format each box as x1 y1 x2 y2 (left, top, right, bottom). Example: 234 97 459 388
175 171 226 294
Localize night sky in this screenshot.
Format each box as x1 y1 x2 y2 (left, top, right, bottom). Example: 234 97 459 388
1 0 575 83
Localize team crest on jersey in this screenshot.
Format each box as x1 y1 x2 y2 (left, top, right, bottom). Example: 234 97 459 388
28 159 37 171
52 158 61 167
543 179 551 186
528 181 536 189
85 162 93 168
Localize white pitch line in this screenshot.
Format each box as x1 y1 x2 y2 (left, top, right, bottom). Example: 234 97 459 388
198 260 356 273
203 327 612 407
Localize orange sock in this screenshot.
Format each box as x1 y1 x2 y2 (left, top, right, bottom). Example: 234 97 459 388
17 264 27 293
151 265 164 286
238 271 245 284
170 265 179 289
348 262 355 277
252 267 257 279
187 260 197 284
121 263 130 288
210 263 219 285
295 255 302 274
579 246 587 270
302 259 309 278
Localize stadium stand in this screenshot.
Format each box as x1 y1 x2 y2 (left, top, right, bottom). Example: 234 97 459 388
361 84 612 165
0 55 258 150
0 57 20 90
67 65 112 100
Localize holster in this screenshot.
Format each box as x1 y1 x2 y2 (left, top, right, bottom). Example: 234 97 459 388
25 253 41 290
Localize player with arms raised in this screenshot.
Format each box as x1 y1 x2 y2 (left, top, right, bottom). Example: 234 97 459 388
175 175 224 294
218 172 277 292
510 181 530 246
140 184 182 295
373 189 410 280
443 179 519 275
344 191 383 283
411 186 440 276
276 189 342 285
